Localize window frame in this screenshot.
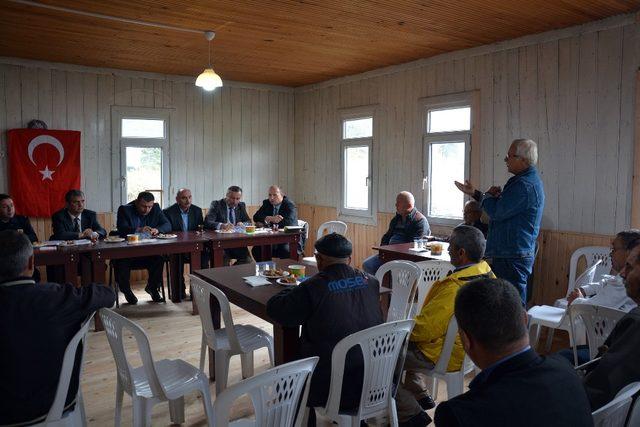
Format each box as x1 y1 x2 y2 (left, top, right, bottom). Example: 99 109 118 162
338 105 377 225
420 93 474 226
111 106 171 210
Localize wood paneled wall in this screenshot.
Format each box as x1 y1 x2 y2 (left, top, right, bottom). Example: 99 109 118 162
297 203 611 306
0 62 294 214
293 20 640 236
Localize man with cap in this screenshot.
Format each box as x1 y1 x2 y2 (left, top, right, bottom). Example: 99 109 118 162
267 233 383 420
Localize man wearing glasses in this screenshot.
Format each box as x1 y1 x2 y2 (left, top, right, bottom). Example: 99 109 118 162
455 139 544 303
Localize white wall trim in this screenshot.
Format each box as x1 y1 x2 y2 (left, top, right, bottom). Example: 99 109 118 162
0 56 295 93
295 12 639 93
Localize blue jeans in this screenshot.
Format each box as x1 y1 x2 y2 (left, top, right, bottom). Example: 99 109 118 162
557 346 590 366
363 255 383 275
490 256 534 304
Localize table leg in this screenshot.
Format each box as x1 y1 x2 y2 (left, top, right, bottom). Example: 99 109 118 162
273 324 300 365
169 254 182 303
92 256 107 284
212 248 224 267
190 250 202 314
64 255 78 286
80 254 92 285
208 295 221 380
289 235 299 260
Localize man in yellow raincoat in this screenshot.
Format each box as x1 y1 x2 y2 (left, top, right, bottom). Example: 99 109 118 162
397 225 495 427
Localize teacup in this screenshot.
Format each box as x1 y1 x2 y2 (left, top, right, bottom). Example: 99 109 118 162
245 225 256 233
127 234 139 243
430 242 443 256
288 264 306 279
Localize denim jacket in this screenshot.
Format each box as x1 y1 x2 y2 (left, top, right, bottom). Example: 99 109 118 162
482 167 544 258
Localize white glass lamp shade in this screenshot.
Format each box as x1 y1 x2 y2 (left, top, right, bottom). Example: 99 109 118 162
195 68 223 91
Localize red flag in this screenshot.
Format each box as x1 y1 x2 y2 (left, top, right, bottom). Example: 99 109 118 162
8 129 81 217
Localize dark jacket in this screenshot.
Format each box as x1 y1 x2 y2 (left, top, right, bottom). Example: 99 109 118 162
434 349 593 427
266 264 383 408
584 306 640 410
253 196 297 229
116 201 171 237
381 208 430 245
51 208 107 240
0 215 38 242
163 203 204 232
204 199 250 230
0 278 115 425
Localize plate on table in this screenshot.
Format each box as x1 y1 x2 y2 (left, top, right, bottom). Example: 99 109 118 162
156 234 177 239
276 277 299 286
259 270 290 279
104 237 125 243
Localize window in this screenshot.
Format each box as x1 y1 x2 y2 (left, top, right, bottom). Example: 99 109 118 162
339 107 376 223
112 107 170 209
421 94 472 224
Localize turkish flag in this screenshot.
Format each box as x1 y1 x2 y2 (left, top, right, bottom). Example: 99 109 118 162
7 129 81 217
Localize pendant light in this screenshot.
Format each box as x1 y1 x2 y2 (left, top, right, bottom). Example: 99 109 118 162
195 31 223 91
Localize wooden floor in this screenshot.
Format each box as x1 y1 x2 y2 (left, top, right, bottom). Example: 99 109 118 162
82 282 567 426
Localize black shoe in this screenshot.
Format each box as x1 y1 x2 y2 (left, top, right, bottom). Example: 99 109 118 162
145 286 164 302
418 394 436 410
399 412 432 427
122 289 138 305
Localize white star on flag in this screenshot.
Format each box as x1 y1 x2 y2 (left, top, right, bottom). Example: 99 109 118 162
39 165 55 181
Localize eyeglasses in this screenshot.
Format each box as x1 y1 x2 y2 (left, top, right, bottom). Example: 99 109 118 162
504 153 521 161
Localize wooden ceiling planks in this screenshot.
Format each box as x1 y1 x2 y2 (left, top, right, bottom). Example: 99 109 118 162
0 0 638 86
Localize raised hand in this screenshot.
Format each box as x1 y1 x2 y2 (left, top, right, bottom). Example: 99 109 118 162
454 180 476 196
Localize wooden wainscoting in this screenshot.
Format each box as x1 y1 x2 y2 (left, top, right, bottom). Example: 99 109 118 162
297 204 612 306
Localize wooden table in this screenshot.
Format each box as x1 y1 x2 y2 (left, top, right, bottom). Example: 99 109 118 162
88 232 208 302
193 259 317 379
373 242 451 263
34 245 82 284
207 230 301 267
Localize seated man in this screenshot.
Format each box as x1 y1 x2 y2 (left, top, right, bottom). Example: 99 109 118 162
433 278 593 427
363 191 430 275
204 185 252 264
115 191 171 304
266 233 382 420
461 199 487 237
51 189 107 241
582 243 640 410
0 230 115 426
0 193 38 242
397 225 494 426
252 185 298 261
163 188 208 298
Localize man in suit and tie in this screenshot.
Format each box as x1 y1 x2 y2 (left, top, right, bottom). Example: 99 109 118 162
115 191 171 304
205 185 252 264
51 189 107 240
163 188 208 297
252 185 298 261
432 277 593 427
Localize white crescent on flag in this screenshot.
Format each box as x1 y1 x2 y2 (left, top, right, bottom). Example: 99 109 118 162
27 134 65 181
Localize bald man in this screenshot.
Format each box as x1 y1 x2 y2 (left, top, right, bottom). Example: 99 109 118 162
252 185 298 261
363 191 430 275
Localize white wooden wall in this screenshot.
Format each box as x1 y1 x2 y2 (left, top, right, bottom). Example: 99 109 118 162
294 19 640 235
0 62 295 213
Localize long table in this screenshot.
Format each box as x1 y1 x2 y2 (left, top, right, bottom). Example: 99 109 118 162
193 259 316 378
372 242 451 263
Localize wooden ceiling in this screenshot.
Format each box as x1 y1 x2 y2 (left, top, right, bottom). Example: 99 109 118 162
1 0 639 87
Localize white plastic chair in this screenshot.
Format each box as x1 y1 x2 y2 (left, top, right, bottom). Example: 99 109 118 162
99 308 214 427
31 314 94 427
375 260 423 322
414 315 474 400
213 357 319 426
626 389 640 427
592 382 640 427
313 319 414 426
568 303 626 366
556 247 611 308
412 260 452 318
302 221 348 265
190 275 274 393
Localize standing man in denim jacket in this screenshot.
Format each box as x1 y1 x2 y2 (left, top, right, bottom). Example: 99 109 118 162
455 139 544 303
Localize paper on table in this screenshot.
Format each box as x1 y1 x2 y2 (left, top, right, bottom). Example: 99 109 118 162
243 276 271 287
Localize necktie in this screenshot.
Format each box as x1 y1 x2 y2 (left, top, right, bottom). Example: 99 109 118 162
73 217 80 233
273 206 279 216
229 207 235 224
